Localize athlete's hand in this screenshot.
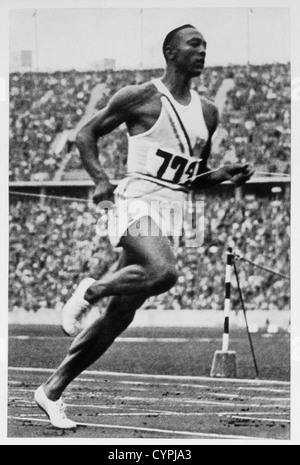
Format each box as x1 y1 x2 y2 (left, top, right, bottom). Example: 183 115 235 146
224 163 255 186
93 179 115 205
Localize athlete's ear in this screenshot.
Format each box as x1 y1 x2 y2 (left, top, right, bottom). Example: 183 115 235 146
165 45 177 62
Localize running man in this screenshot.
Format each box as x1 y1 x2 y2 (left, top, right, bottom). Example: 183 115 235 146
35 25 254 429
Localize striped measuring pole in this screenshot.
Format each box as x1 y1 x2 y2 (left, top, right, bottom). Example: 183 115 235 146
222 247 234 352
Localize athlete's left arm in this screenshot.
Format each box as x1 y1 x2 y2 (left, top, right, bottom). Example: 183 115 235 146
200 98 254 186
188 97 254 190
198 97 219 171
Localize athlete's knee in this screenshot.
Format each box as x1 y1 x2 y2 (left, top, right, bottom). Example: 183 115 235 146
148 265 179 295
161 266 179 291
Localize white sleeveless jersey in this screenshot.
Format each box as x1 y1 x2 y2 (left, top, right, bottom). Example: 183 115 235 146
127 79 209 191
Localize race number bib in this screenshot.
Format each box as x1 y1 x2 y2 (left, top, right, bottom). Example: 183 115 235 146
147 147 204 185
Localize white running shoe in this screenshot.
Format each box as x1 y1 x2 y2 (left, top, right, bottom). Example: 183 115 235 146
35 386 77 430
62 278 96 337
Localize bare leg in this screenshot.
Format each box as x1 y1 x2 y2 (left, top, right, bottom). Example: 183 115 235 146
43 217 178 401
43 293 145 401
85 218 178 303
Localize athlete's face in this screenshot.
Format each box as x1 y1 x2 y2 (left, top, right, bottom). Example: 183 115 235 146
170 28 207 77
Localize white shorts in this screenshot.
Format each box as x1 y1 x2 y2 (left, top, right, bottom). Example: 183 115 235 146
108 177 189 247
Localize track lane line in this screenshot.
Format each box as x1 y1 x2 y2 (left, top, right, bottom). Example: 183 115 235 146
8 367 290 386
8 385 289 403
8 397 290 419
8 389 289 410
117 381 290 394
225 415 290 424
117 395 288 409
7 416 266 440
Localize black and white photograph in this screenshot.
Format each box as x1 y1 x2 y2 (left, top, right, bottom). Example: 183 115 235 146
1 0 300 446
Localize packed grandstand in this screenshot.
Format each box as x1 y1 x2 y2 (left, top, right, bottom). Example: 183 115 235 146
9 64 290 312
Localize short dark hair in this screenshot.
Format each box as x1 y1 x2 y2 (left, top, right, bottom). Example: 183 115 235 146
163 24 197 61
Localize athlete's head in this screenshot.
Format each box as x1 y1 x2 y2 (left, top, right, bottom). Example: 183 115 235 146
163 25 207 77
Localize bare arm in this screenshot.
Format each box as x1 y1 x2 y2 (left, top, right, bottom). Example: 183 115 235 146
197 98 219 172
76 86 137 202
188 163 254 191
188 98 254 191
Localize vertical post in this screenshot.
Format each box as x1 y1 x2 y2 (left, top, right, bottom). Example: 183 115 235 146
233 260 260 378
33 10 39 72
211 247 237 378
222 247 234 352
247 8 251 72
140 8 144 69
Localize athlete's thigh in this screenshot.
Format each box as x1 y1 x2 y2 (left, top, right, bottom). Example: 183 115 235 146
119 216 176 269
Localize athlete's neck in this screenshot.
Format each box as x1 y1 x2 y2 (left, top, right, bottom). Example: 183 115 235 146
161 71 192 106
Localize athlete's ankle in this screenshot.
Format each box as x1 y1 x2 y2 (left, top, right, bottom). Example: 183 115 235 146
43 383 62 402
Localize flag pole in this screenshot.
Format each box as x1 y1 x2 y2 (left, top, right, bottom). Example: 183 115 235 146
247 9 251 71
34 10 39 72
140 8 144 69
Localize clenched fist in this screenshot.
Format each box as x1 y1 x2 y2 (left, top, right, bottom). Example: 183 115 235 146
224 163 255 186
93 179 115 205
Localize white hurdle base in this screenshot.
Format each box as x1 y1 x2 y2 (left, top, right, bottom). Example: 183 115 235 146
210 350 237 378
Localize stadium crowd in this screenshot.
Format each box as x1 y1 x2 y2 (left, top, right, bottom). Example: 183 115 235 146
214 64 290 175
9 193 290 313
9 63 290 181
9 64 290 313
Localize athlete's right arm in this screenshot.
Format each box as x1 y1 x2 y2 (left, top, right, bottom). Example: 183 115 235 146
76 86 137 203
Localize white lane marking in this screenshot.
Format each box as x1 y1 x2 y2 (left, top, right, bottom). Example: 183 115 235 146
116 395 288 410
66 410 290 420
8 394 291 421
9 389 36 393
237 387 290 394
63 405 290 419
8 394 290 419
226 415 290 424
116 381 290 395
7 416 264 440
8 367 290 387
222 412 289 417
8 388 289 410
243 397 289 402
8 384 289 403
8 393 290 416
